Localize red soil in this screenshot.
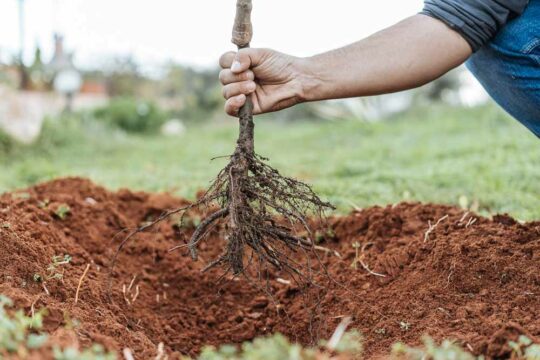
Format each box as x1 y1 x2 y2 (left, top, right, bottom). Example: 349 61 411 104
0 178 538 359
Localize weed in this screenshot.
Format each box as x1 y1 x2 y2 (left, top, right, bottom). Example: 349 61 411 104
1 295 115 359
53 344 116 360
314 228 336 244
392 336 476 360
45 254 72 281
509 335 540 360
321 330 363 355
0 295 48 355
54 204 71 220
38 199 50 209
197 331 362 360
400 321 411 331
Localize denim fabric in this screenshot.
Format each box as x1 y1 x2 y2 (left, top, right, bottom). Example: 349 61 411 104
466 0 540 137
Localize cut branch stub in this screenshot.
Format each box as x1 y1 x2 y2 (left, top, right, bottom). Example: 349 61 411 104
232 0 253 48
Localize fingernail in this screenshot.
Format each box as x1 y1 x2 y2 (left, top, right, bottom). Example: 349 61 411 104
247 82 256 92
231 61 242 72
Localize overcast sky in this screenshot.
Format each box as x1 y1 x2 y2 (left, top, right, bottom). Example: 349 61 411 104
0 0 424 69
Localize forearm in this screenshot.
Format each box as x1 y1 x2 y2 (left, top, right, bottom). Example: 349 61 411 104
297 14 472 101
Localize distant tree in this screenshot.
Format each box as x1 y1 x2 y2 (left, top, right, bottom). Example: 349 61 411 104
29 46 48 91
161 63 223 120
103 56 144 97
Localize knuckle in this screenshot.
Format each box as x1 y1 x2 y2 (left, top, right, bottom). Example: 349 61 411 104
242 82 252 93
225 102 236 116
218 70 227 83
219 51 236 68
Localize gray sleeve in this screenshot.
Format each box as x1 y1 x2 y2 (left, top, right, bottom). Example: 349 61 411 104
421 0 530 51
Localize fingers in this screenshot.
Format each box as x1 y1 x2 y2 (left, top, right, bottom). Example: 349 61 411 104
224 94 247 116
219 51 236 69
222 80 256 100
219 68 254 85
219 48 268 73
219 48 270 116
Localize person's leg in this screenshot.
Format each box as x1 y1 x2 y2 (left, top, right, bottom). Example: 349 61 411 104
466 0 540 137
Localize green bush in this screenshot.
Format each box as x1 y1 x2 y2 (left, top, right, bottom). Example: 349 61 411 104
0 128 20 155
93 98 168 133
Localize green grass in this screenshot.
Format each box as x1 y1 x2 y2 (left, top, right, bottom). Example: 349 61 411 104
0 104 539 220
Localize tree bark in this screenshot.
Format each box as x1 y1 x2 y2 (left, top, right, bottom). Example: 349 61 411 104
232 0 254 155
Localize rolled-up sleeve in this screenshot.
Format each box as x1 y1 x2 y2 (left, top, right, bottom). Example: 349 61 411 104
421 0 530 51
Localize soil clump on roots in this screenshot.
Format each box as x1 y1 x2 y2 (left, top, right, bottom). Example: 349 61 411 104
0 178 539 359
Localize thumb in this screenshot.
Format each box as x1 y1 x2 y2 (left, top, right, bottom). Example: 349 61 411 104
231 48 267 73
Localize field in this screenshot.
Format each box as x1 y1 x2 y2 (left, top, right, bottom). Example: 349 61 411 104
1 104 540 359
1 104 540 220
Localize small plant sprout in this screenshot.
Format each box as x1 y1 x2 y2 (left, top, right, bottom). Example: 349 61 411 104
54 204 71 220
392 336 476 360
0 295 48 354
46 254 72 281
53 344 116 360
315 231 325 244
509 335 540 359
38 199 50 209
400 321 411 331
315 228 336 244
199 329 362 360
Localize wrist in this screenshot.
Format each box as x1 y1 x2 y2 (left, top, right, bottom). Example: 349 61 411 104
293 56 325 102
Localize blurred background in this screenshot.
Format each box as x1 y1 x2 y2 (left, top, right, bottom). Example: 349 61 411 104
0 0 538 220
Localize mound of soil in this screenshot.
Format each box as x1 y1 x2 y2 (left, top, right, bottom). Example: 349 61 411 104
0 178 539 359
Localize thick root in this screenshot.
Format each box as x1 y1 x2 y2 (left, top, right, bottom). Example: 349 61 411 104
187 150 334 277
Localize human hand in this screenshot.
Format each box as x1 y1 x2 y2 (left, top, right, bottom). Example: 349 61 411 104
219 48 307 116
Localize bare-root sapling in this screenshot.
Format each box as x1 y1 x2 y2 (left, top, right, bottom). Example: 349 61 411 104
110 0 334 284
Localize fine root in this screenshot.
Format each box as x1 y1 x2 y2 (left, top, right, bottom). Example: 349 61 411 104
423 214 449 242
108 148 334 296
108 78 333 297
181 149 334 276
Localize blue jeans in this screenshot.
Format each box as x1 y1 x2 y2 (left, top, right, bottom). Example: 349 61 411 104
466 0 540 137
